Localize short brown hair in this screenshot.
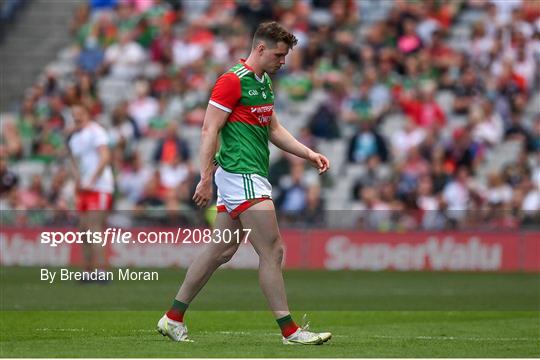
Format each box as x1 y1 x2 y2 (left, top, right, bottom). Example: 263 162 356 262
252 21 298 50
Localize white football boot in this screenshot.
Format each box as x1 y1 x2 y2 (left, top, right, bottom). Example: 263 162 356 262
282 314 332 345
157 314 191 342
318 331 332 343
282 327 324 345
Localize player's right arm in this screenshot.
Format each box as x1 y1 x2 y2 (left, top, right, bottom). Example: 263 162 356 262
192 73 240 208
67 137 81 192
192 105 229 207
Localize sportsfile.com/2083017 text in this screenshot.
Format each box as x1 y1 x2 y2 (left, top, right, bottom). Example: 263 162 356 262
40 228 252 247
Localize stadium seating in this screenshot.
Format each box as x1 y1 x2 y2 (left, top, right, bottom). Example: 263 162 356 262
1 0 539 230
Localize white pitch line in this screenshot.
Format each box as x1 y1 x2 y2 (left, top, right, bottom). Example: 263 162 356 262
217 331 252 335
35 329 275 336
369 335 537 342
35 328 86 332
199 331 274 336
35 329 535 342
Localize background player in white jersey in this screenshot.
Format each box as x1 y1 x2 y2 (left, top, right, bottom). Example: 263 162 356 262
68 104 114 277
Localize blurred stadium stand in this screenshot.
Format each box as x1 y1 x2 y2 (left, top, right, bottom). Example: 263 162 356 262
0 0 82 108
0 0 29 43
0 0 539 230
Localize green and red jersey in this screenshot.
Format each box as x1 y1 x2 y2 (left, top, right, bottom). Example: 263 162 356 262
209 59 274 178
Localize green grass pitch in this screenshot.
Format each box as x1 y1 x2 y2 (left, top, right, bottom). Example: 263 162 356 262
1 267 539 357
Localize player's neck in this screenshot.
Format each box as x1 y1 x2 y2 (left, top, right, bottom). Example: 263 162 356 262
244 57 264 78
80 121 92 130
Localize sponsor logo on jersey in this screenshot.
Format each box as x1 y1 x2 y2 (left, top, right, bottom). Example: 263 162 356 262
250 105 273 125
248 89 259 96
251 105 273 113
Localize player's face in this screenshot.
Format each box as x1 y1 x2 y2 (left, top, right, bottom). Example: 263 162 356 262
262 41 289 74
72 106 88 130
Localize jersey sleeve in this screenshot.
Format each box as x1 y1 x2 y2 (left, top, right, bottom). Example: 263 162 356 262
92 125 110 148
209 72 241 113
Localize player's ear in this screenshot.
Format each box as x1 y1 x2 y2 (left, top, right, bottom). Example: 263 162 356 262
256 41 266 55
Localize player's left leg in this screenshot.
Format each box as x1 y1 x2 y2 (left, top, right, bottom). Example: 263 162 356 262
77 191 111 276
82 210 108 269
238 200 331 345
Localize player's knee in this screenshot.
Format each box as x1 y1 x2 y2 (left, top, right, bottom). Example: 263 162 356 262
215 247 236 265
266 237 284 265
216 252 234 265
274 243 284 265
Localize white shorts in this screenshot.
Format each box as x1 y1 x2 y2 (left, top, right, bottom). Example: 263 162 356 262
215 166 272 218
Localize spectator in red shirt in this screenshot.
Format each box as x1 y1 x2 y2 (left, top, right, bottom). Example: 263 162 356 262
399 81 446 130
153 122 190 165
150 23 173 65
428 30 459 70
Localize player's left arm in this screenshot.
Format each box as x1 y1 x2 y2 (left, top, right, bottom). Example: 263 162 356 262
269 113 330 174
89 145 111 187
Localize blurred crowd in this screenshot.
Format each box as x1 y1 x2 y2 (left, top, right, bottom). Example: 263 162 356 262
1 0 539 230
0 0 28 42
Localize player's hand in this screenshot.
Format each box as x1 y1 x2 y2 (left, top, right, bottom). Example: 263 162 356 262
193 178 213 208
308 151 330 174
88 176 97 189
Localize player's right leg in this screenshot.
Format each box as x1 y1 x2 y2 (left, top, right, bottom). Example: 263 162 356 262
175 211 242 303
238 200 331 345
157 211 242 342
76 191 93 272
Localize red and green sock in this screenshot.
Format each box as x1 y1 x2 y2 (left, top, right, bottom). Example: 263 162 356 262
276 314 300 337
166 299 189 323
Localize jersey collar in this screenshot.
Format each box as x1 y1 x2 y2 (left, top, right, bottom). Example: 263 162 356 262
240 58 265 83
240 58 253 71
